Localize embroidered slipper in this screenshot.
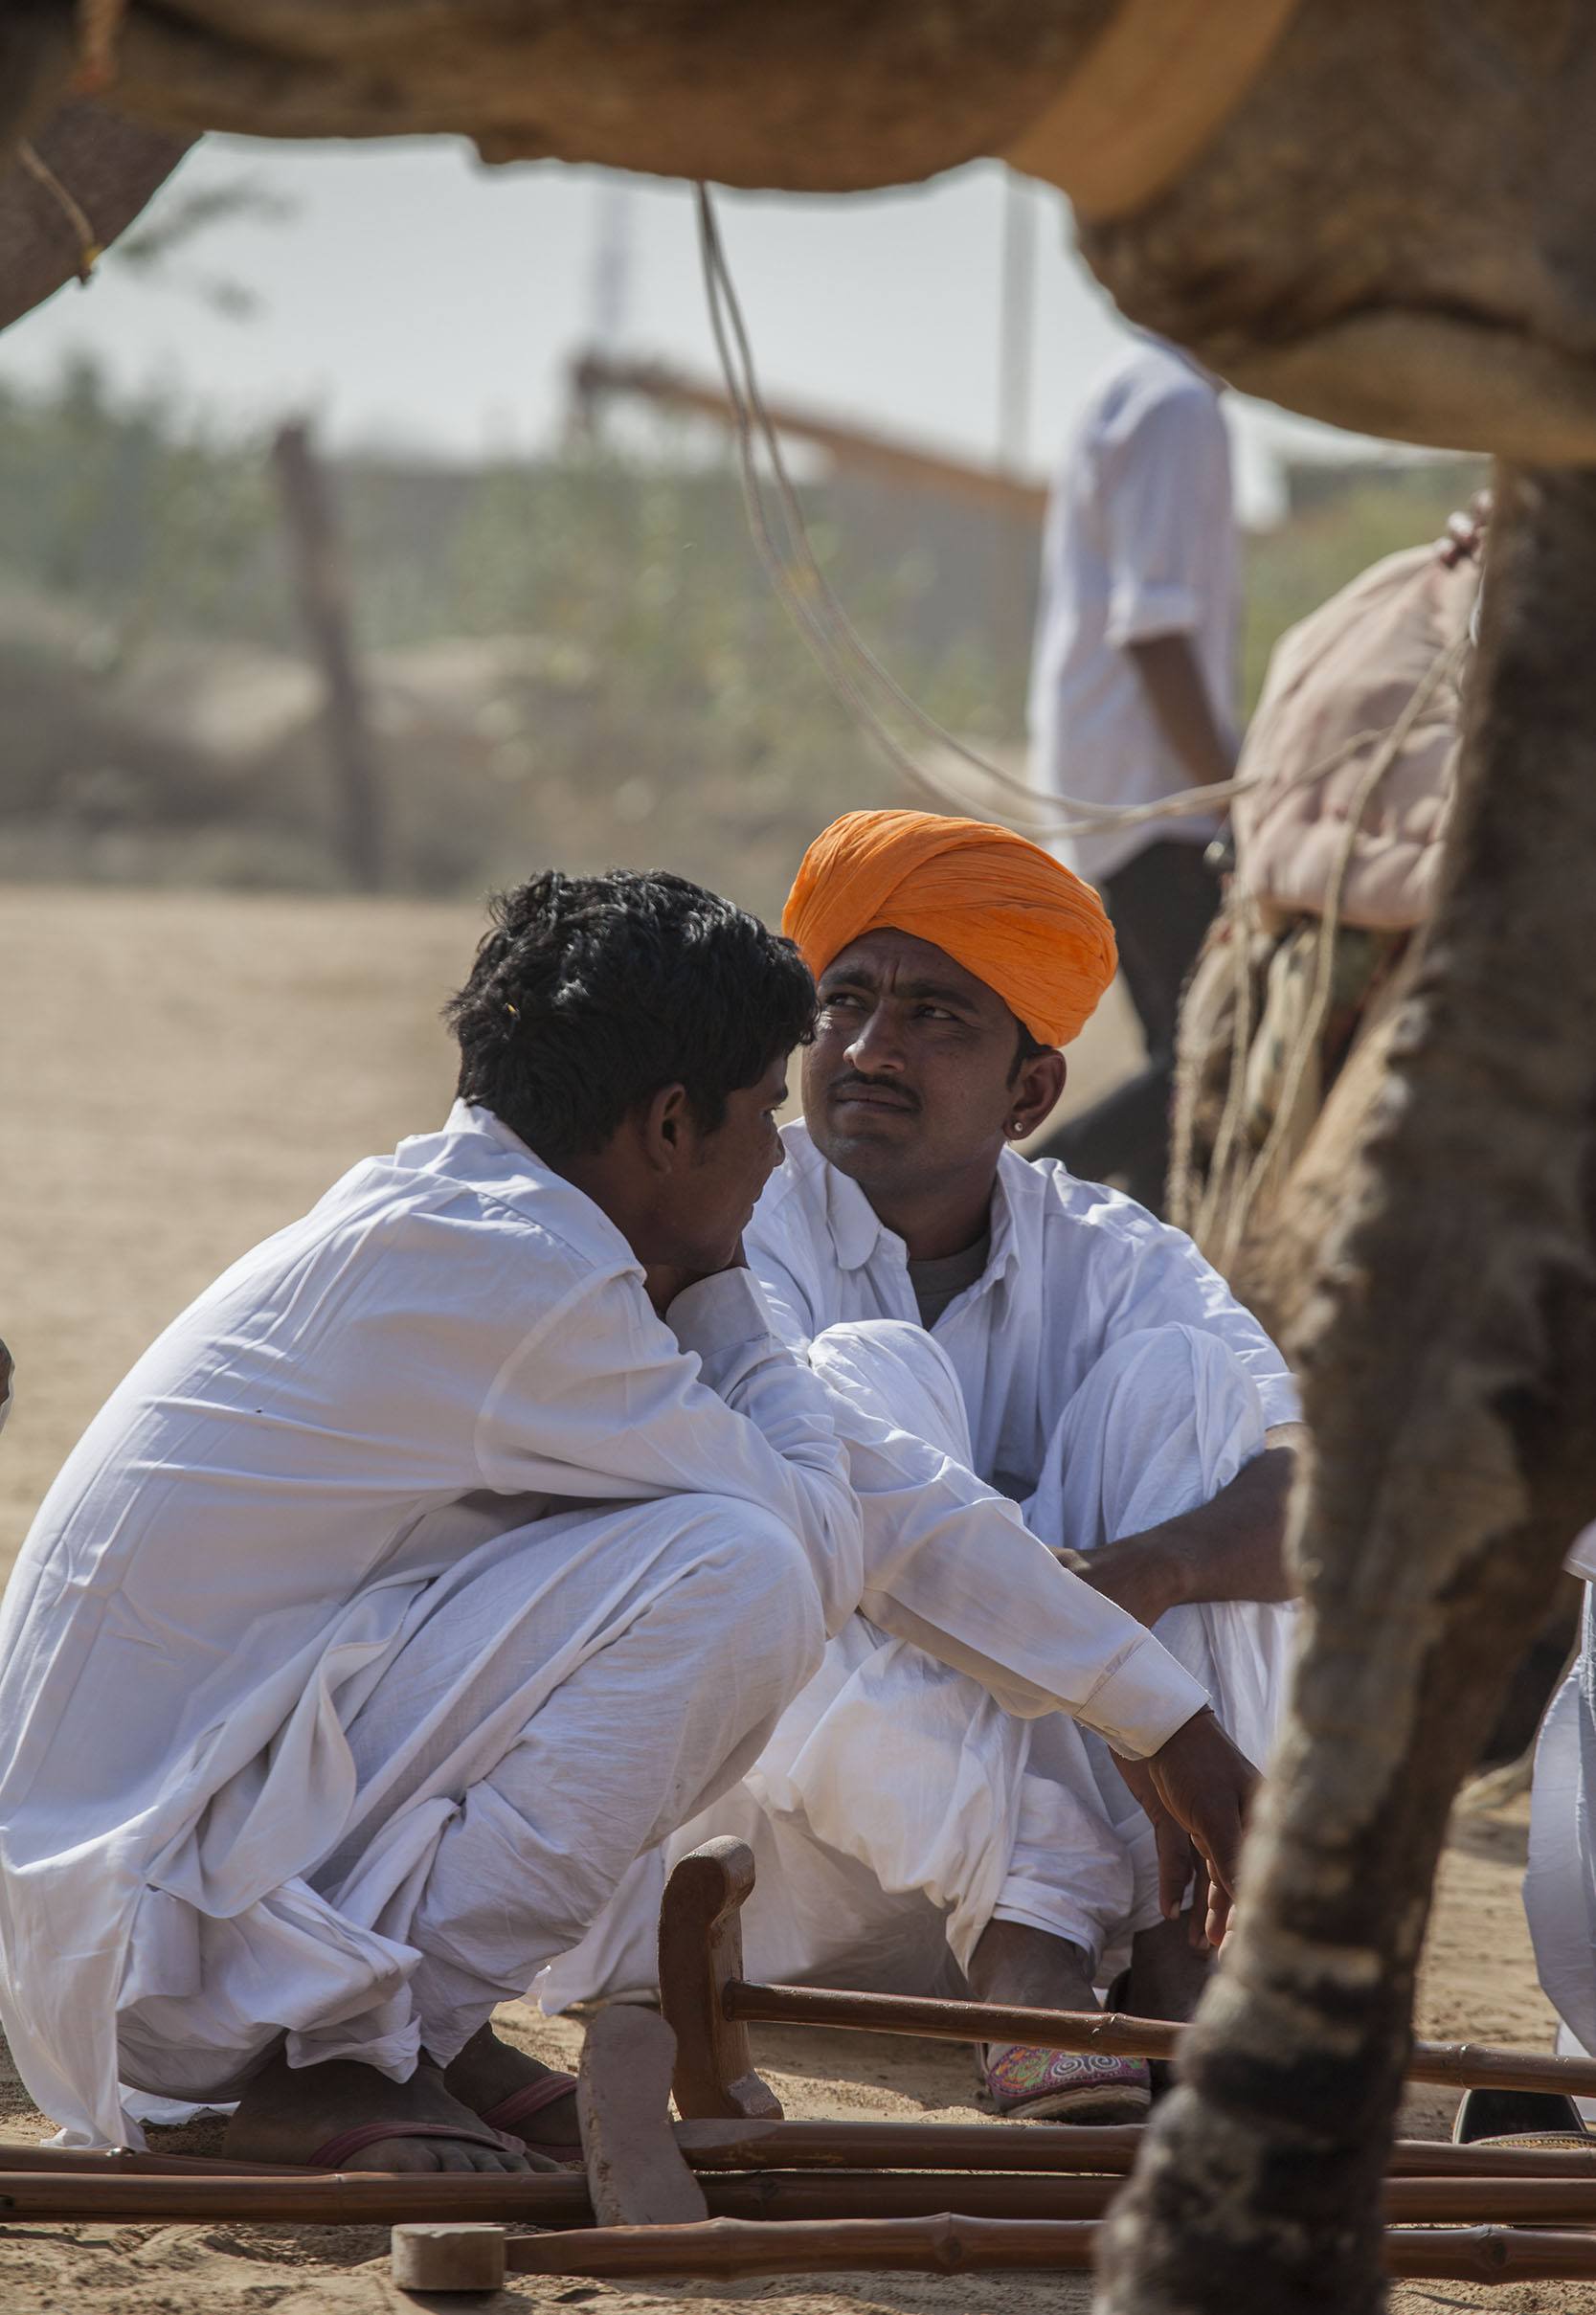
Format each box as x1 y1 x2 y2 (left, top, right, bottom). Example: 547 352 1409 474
981 2042 1153 2123
306 2118 529 2169
478 2068 583 2161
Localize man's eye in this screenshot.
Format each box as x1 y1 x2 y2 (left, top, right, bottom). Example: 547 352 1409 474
821 992 865 1011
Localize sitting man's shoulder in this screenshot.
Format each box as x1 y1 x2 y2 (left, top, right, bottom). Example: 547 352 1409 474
308 1105 637 1296
1018 1152 1199 1260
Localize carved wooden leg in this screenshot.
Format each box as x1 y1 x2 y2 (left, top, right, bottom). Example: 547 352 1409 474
658 1837 782 2121
577 2005 708 2225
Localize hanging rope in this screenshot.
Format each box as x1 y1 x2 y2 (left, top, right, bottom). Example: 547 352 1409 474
17 142 101 281
694 181 1261 844
695 182 1469 864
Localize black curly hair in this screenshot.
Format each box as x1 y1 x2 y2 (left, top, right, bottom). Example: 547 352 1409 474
444 868 815 1163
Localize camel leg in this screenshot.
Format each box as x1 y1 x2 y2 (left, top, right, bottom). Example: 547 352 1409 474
1097 461 1596 2315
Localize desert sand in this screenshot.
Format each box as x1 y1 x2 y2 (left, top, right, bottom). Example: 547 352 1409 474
0 885 1584 2313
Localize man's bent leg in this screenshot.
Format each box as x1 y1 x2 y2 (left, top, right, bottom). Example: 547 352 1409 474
1025 1322 1293 2017
121 1495 822 2169
807 1322 1149 2116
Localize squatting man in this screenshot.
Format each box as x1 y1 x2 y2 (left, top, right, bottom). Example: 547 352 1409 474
0 859 1261 2170
546 810 1303 2123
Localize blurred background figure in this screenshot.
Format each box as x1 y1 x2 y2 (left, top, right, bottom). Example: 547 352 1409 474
1027 331 1238 1215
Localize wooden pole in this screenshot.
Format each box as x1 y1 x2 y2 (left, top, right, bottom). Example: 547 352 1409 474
269 416 385 892
9 2157 1596 2232
676 2116 1596 2180
0 2172 596 2226
506 2212 1100 2278
0 2145 305 2177
8 2124 1595 2196
493 2214 1596 2282
675 2117 1145 2173
726 1978 1596 2100
568 354 1046 524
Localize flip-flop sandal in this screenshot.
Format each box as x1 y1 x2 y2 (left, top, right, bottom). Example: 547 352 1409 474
307 2119 529 2169
478 2069 583 2161
980 2042 1152 2123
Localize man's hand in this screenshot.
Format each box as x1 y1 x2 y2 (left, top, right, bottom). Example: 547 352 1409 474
1125 631 1236 792
1068 1533 1178 1629
1113 1708 1258 1948
1071 1427 1305 1623
643 1241 748 1318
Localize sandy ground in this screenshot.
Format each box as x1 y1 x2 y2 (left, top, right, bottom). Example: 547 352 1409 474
0 886 1584 2313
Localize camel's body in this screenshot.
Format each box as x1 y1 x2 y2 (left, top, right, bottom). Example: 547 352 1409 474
6 4 1596 460
7 8 1596 2312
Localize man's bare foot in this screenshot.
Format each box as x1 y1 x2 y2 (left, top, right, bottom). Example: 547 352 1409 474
1126 1915 1211 2023
224 2048 532 2172
444 2024 580 2149
967 1919 1100 2015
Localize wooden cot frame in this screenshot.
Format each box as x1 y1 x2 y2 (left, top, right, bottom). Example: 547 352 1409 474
5 1836 1596 2290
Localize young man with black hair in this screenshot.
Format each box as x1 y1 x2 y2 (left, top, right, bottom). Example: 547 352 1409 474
0 867 1251 2168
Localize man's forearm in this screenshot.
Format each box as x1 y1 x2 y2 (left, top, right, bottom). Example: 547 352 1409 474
1086 1424 1304 1623
1126 631 1234 790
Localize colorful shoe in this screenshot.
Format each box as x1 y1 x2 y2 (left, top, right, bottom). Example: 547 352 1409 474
981 2041 1152 2123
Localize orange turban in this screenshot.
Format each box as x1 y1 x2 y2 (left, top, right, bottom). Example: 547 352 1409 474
783 809 1117 1048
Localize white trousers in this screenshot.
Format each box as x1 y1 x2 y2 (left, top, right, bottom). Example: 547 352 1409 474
538 1319 1294 2011
1526 1552 1596 2099
115 1494 824 2104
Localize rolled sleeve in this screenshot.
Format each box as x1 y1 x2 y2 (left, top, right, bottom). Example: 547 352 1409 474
1077 1633 1208 1758
1105 575 1202 649
665 1270 776 1378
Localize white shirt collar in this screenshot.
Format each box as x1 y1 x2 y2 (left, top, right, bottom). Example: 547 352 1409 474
428 1097 643 1274
804 1123 1025 1296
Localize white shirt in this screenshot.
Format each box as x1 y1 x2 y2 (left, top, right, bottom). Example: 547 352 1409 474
0 1101 863 2140
1027 334 1238 885
748 1123 1300 1504
0 1100 1207 2140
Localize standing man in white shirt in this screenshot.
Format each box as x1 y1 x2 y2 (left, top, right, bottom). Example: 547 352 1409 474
1028 331 1239 1214
0 864 1254 2165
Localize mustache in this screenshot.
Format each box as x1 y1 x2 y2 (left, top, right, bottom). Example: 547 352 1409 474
829 1072 920 1112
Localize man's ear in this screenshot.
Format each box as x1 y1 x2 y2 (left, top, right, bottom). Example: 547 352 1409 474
1011 1049 1068 1139
638 1082 692 1174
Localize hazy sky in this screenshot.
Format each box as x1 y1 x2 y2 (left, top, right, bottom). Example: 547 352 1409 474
0 135 1394 522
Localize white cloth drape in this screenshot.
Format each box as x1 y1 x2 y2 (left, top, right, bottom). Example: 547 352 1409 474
0 1102 1216 2147
539 1316 1294 2010
747 1123 1301 1507
1524 1528 1596 2080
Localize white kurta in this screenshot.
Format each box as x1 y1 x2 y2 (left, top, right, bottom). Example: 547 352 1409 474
1523 1528 1596 2091
0 1100 862 2146
0 1102 1209 2146
746 1123 1301 1485
539 1314 1273 2011
1027 331 1237 886
667 1130 1300 1991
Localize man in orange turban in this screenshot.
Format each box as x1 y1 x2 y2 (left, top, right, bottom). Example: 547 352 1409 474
753 810 1301 2112
781 807 1119 1052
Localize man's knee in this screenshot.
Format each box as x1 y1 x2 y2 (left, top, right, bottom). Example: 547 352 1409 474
810 1319 974 1465
1084 1323 1264 1431
684 1496 827 1696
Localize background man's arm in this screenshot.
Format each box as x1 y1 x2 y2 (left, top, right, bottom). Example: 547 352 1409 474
1072 1422 1306 1623
1126 629 1235 790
